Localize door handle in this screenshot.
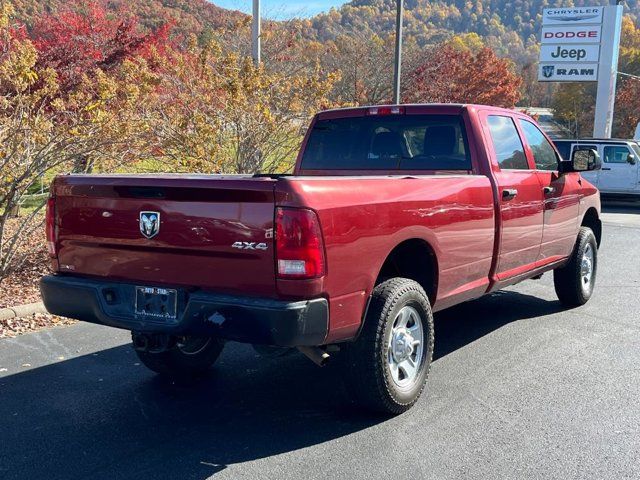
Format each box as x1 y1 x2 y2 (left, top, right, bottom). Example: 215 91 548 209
543 186 555 195
601 167 611 170
502 188 518 200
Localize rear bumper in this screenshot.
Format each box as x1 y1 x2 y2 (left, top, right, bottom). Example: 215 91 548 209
40 275 329 346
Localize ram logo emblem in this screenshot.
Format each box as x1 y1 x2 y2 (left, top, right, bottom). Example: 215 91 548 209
139 211 160 239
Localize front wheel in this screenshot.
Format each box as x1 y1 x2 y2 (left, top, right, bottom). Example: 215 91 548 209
134 335 224 378
342 278 434 415
554 226 598 307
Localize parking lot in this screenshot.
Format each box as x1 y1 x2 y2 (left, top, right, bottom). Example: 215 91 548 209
0 202 639 480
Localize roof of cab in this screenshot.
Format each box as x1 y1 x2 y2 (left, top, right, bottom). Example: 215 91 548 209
316 103 521 120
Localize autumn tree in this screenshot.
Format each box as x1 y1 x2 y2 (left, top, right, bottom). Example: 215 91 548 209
321 32 395 105
613 17 640 138
218 56 337 174
447 32 484 53
619 16 640 76
520 60 554 108
551 83 596 138
404 44 522 107
0 2 163 280
31 1 171 94
614 79 640 138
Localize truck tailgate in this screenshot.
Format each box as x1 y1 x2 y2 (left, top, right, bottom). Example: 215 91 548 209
52 175 277 297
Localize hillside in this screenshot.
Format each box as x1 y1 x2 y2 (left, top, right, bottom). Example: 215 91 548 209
9 0 245 33
297 0 639 55
10 0 639 52
304 1 639 41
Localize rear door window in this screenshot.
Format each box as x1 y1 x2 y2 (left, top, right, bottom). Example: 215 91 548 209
300 115 471 171
486 116 529 170
520 120 559 171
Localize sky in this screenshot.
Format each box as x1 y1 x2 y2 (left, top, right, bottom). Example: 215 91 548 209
212 1 346 19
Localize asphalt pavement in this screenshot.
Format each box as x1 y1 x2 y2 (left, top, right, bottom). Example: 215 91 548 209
1 202 639 480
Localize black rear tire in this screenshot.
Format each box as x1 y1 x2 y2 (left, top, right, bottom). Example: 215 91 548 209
554 226 598 307
135 336 224 378
342 278 434 415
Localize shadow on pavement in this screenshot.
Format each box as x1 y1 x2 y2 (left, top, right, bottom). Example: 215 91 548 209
433 290 564 360
0 290 563 480
601 199 640 215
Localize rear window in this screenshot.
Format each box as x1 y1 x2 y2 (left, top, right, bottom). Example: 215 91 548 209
300 115 471 170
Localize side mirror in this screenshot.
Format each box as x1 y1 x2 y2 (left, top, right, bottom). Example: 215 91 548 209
560 148 601 173
627 154 637 165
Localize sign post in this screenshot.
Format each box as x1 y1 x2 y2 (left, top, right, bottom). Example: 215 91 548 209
593 4 623 138
538 4 623 138
392 0 404 104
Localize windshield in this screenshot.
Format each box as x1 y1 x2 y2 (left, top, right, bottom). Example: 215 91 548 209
300 114 471 171
632 143 640 158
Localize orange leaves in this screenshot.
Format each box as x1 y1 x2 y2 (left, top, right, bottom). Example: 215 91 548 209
405 44 522 108
615 80 640 139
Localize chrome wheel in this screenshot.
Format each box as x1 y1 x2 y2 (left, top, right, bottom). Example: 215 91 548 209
388 305 424 390
581 243 594 291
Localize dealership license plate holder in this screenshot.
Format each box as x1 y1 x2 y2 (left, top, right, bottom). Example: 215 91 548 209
135 286 178 320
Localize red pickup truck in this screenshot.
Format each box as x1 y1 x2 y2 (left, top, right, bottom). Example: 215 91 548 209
41 104 602 414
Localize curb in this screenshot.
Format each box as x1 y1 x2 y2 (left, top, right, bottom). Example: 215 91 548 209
0 302 47 321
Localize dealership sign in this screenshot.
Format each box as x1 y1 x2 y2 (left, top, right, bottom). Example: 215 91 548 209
541 26 601 44
538 63 598 82
538 5 623 138
539 44 600 63
538 7 603 82
542 7 604 25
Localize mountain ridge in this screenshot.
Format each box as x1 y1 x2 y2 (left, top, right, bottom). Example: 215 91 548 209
8 0 639 62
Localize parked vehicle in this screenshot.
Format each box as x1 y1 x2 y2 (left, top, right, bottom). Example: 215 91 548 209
41 104 602 414
554 138 640 198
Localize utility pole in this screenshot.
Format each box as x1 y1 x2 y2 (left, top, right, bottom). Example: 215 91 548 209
252 0 261 66
392 0 404 104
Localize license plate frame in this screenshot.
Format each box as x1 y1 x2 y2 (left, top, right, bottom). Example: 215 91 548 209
134 286 178 320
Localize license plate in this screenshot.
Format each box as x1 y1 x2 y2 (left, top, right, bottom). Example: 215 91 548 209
135 286 178 320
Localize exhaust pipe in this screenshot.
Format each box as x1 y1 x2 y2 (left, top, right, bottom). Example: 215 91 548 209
297 346 330 367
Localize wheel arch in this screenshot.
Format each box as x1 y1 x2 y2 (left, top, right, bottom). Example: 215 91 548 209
581 207 602 248
374 238 439 305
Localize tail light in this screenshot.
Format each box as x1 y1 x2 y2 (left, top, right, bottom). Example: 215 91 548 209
275 207 326 279
45 196 57 257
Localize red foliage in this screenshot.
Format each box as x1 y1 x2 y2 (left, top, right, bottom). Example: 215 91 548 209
615 80 640 138
404 45 523 108
31 1 172 92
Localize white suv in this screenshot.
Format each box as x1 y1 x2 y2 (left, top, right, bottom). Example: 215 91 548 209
554 139 640 197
